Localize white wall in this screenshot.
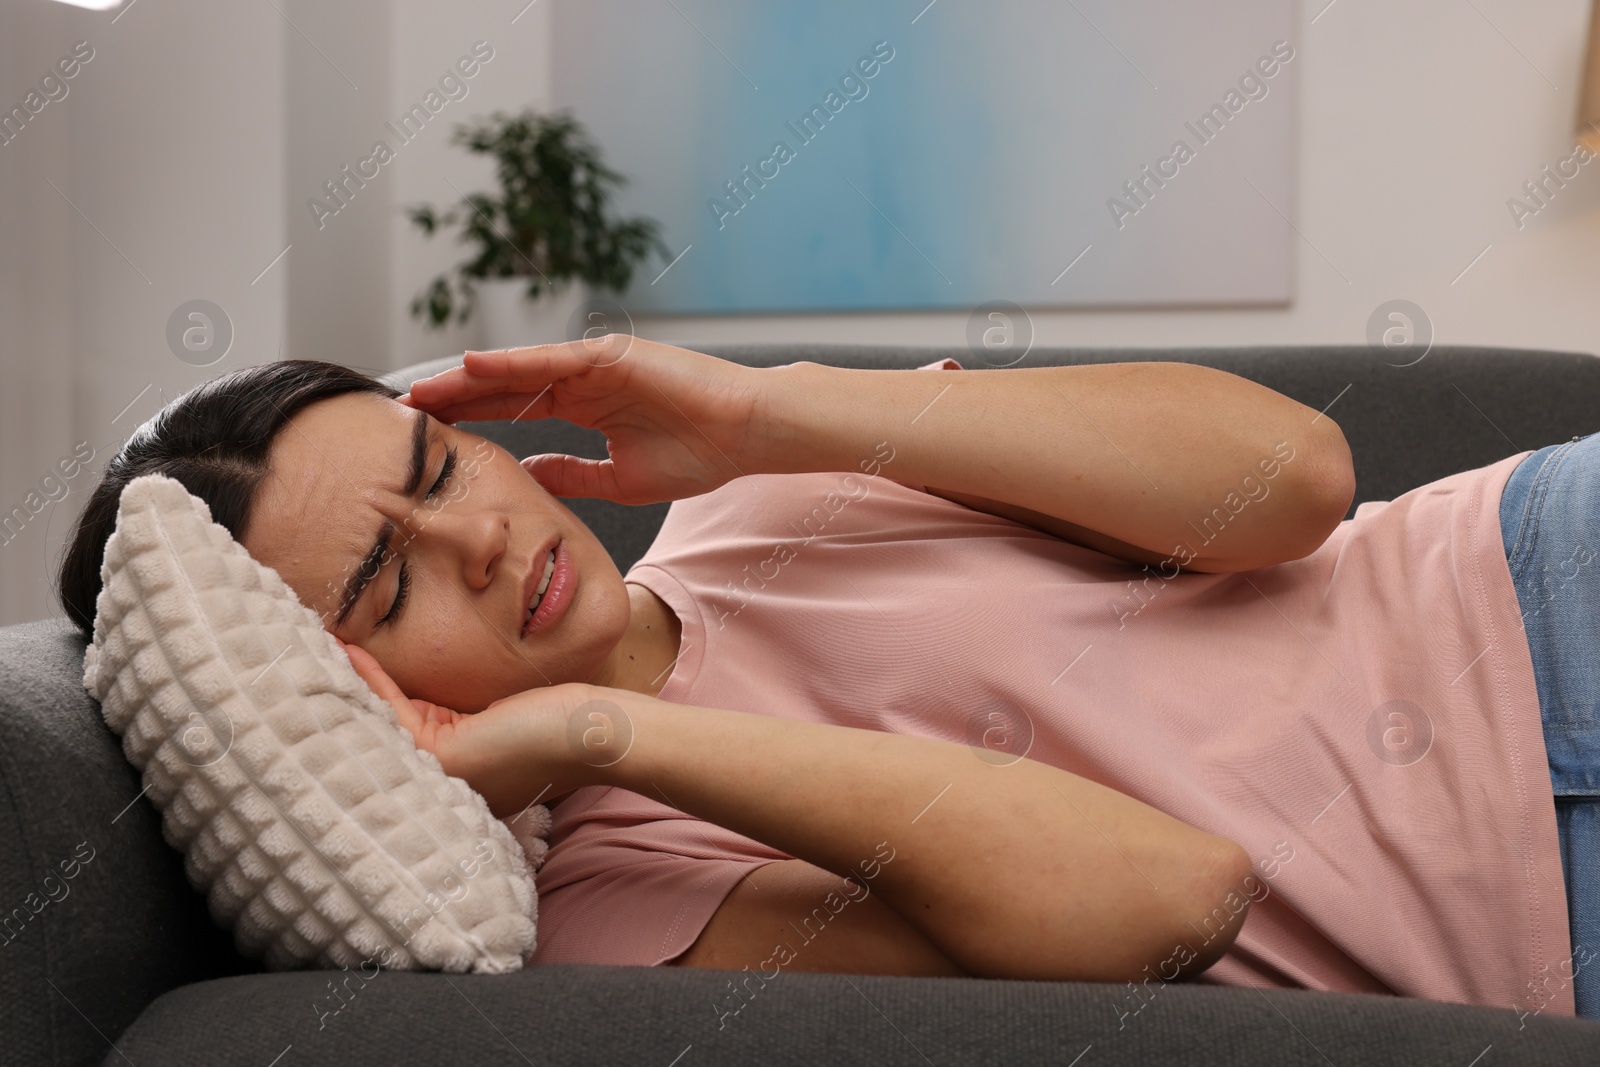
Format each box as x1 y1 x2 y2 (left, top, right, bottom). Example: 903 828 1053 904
0 1 77 625
1 0 1598 627
284 0 393 372
387 0 556 369
0 0 288 626
0 0 555 627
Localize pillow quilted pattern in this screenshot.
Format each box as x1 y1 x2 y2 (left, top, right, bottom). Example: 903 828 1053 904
83 474 549 974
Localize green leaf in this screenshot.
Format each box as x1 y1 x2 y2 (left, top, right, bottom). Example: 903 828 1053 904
403 108 667 325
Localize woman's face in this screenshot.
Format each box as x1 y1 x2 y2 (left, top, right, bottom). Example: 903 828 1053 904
241 392 631 711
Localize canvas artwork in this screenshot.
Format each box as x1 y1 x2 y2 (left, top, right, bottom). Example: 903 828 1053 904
554 0 1296 314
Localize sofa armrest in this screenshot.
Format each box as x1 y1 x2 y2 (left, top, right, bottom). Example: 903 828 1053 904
0 619 252 1066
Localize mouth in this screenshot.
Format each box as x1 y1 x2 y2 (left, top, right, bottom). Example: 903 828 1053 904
521 537 575 638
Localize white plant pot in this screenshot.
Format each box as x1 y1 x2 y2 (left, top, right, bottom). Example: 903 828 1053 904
473 278 590 351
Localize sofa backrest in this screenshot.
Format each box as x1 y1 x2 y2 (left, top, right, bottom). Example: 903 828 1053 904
5 342 1598 1063
393 343 1600 575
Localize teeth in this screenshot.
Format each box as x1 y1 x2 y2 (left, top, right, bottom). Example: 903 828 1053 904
527 548 557 624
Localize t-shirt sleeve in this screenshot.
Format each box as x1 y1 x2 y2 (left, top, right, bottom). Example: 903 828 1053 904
528 786 791 967
885 357 964 494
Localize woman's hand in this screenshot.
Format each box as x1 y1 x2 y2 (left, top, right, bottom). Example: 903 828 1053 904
342 640 612 817
399 334 779 505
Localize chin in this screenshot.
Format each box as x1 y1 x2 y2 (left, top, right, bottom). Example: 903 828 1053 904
564 568 631 685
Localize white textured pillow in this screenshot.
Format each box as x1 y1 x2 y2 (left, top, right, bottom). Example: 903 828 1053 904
83 473 549 974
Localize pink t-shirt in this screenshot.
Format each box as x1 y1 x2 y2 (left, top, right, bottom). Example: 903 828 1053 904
528 359 1572 1016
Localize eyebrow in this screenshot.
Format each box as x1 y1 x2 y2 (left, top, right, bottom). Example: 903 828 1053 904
333 409 431 629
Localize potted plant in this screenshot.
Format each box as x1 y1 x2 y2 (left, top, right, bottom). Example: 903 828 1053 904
406 108 668 347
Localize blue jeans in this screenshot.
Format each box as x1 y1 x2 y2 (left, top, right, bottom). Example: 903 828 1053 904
1500 434 1600 1019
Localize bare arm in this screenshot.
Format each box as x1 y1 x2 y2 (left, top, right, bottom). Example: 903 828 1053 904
574 692 1254 983
753 361 1356 573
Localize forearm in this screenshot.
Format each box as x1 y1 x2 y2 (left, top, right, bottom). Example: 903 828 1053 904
584 694 1253 981
752 360 1354 570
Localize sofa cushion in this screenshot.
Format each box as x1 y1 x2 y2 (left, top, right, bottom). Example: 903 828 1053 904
110 962 1600 1065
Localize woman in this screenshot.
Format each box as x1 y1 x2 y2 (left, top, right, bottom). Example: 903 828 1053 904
57 335 1584 1019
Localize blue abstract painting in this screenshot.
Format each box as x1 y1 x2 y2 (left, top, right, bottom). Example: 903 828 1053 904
554 0 1295 314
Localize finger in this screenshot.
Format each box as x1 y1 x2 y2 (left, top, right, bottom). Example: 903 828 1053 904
405 367 520 404
409 338 631 408
521 453 627 501
343 642 397 696
408 335 633 405
405 363 475 400
343 644 420 726
413 700 457 726
394 392 417 408
410 391 560 425
403 374 556 419
466 335 632 377
401 366 515 413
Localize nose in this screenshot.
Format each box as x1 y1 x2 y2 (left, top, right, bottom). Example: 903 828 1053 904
418 505 509 592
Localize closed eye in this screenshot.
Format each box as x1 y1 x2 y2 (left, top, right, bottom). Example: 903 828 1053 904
426 445 458 500
377 445 458 629
378 563 410 627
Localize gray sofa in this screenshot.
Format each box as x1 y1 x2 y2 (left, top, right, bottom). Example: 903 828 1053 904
6 342 1600 1066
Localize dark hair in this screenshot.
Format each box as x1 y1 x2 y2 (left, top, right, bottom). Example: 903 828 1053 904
57 360 400 634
